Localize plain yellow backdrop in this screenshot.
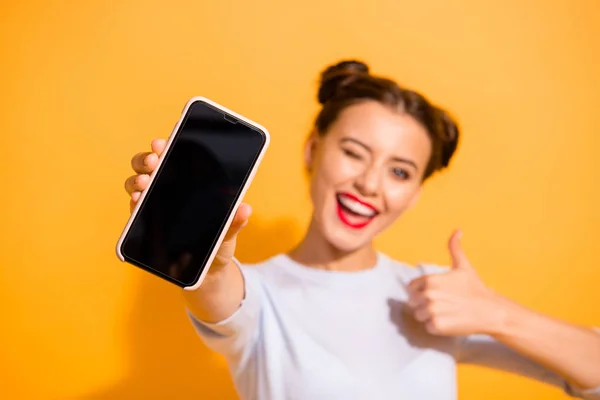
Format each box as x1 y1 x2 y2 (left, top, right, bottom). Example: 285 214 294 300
1 0 599 399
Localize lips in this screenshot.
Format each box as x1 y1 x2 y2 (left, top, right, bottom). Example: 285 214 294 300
336 192 379 229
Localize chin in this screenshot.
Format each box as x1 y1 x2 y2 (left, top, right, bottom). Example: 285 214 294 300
322 229 365 253
318 212 382 254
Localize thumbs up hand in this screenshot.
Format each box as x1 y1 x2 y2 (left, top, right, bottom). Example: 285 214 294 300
407 230 503 336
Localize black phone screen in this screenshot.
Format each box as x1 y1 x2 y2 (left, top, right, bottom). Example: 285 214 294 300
121 100 267 287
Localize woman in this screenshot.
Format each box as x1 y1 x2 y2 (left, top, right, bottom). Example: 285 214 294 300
124 60 600 399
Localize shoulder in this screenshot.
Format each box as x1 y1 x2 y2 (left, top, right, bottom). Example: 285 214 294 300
379 252 451 283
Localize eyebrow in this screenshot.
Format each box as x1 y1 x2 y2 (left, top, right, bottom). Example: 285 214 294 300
340 137 419 171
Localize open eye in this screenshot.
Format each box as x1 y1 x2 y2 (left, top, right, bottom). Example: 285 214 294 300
392 167 410 180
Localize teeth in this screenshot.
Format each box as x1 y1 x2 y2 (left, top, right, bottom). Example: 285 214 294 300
338 195 376 217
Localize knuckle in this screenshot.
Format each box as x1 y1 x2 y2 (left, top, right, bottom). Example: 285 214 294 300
131 153 141 167
425 301 438 315
429 316 444 329
124 176 134 191
426 320 440 334
415 309 427 321
425 276 439 288
420 286 434 301
418 278 431 291
407 283 417 295
135 174 149 189
131 152 148 170
407 296 418 308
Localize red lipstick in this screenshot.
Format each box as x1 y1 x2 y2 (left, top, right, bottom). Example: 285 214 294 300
335 192 379 229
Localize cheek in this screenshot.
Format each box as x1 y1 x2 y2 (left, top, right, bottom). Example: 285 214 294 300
383 184 420 215
310 153 359 202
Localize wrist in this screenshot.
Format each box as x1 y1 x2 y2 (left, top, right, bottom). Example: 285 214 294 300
479 290 513 336
196 258 237 289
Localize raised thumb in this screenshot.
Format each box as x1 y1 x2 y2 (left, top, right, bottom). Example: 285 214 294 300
448 229 470 269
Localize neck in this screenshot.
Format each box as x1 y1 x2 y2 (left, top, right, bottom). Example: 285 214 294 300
287 217 378 272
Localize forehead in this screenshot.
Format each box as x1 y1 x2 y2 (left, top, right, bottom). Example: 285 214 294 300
325 100 432 162
328 100 431 149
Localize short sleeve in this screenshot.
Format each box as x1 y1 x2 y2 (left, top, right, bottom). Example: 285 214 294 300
566 327 600 399
456 332 600 400
186 258 264 369
566 385 600 400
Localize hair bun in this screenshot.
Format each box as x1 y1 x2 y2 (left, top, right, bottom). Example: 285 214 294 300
437 109 460 168
318 60 370 104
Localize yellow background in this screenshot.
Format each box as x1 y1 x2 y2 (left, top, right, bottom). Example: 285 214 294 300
1 0 599 399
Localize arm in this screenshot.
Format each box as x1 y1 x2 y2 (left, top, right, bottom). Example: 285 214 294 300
171 200 262 362
480 295 600 394
183 252 247 324
407 230 600 398
185 256 264 364
125 139 259 359
175 200 263 365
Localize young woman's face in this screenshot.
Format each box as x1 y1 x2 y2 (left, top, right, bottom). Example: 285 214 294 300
306 100 432 252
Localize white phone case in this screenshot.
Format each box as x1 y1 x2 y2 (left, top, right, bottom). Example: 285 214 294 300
115 96 270 291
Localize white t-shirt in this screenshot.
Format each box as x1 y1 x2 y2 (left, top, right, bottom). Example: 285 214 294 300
187 252 600 400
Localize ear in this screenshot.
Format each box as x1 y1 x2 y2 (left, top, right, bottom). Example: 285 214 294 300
304 131 320 172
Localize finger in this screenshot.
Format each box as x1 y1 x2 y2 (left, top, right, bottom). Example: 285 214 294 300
131 152 159 174
408 275 436 294
129 193 142 213
407 292 428 310
425 319 444 335
130 139 165 173
223 203 253 242
124 174 150 195
131 191 141 202
408 277 425 293
151 138 167 156
413 306 432 323
448 229 470 269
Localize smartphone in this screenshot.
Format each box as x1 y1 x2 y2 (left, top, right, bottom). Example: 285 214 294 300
116 96 270 290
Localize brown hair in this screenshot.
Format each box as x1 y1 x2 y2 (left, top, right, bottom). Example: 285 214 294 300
314 60 460 181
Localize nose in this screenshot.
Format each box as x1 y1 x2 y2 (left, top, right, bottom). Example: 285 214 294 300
354 163 381 197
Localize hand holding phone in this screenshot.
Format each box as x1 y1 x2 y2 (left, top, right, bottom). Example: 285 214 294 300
116 97 270 290
123 138 253 278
